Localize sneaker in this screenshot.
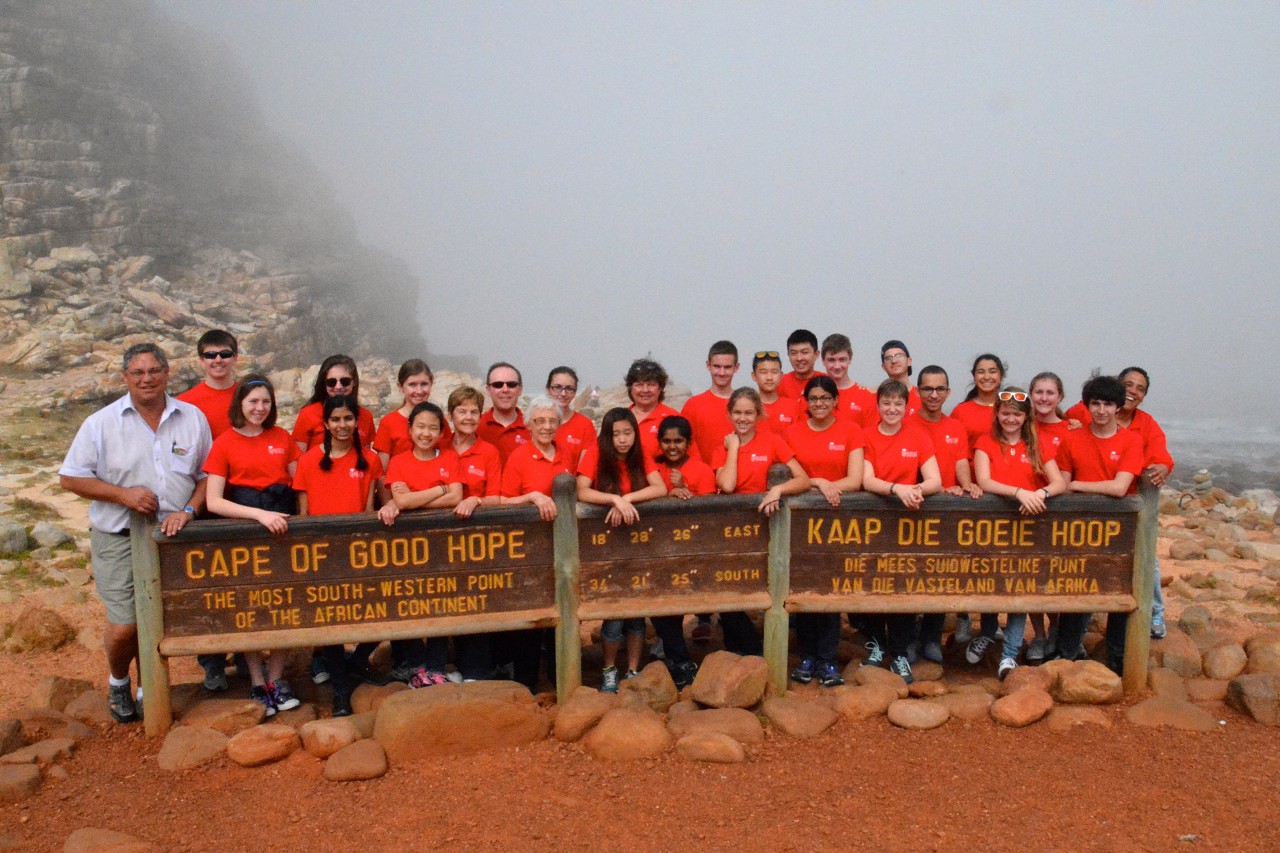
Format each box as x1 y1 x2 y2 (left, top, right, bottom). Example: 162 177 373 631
649 637 665 660
409 668 448 689
250 685 277 718
1026 637 1048 663
953 614 973 645
998 657 1018 681
600 666 619 693
906 640 921 664
389 660 420 683
667 659 698 689
1151 621 1167 640
268 680 300 712
965 636 995 665
331 693 353 717
691 620 713 643
107 681 140 724
817 662 844 687
790 657 817 684
994 626 1005 642
444 671 464 684
310 655 330 685
623 669 640 681
889 655 914 685
922 641 944 664
202 660 229 692
861 640 884 668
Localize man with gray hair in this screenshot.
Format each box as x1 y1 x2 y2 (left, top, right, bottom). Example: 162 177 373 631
59 342 212 723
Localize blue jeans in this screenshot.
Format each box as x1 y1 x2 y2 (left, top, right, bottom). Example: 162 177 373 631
1001 613 1027 661
1152 557 1165 628
601 618 645 643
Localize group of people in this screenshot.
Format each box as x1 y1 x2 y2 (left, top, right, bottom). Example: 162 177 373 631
59 327 1172 723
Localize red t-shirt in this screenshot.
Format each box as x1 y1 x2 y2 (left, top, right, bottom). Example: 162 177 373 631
385 448 460 492
834 384 877 430
290 401 376 450
203 427 300 490
1059 405 1172 471
1034 420 1072 458
975 434 1055 491
654 457 717 496
632 403 689 462
477 409 531 464
786 420 865 481
681 390 734 463
453 438 503 499
576 444 657 494
1056 427 1144 494
863 423 936 486
178 382 235 439
500 444 574 498
1065 400 1089 425
711 431 796 494
373 409 453 459
555 412 597 473
778 370 827 401
761 396 802 436
911 414 970 489
292 446 384 516
949 399 995 452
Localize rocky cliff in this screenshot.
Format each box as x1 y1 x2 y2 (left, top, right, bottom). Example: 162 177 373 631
0 0 438 403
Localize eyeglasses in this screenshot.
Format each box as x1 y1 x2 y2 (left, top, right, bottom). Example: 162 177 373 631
805 395 835 404
919 386 949 395
754 351 779 359
548 384 577 395
882 353 907 362
325 377 354 388
127 368 167 378
489 380 521 389
200 349 236 360
998 391 1028 402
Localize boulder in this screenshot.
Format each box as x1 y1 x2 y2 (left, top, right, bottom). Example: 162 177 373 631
1125 697 1219 732
1001 666 1055 696
50 246 101 267
1046 706 1112 733
1185 679 1229 703
351 682 409 714
1152 629 1203 678
30 676 95 712
3 607 75 653
1245 634 1280 674
13 708 94 743
1052 661 1122 705
156 727 227 771
349 712 377 739
930 691 993 722
1226 674 1278 726
688 652 768 709
1178 606 1214 640
830 684 898 720
1169 539 1205 561
1202 644 1248 680
907 681 946 698
991 688 1054 727
886 699 950 730
617 660 679 712
373 681 550 762
298 718 362 759
676 732 746 764
0 765 41 803
581 708 671 761
851 666 909 698
911 661 944 682
0 737 76 765
271 703 317 729
761 697 838 738
0 719 26 756
553 688 620 742
63 691 114 727
0 519 28 556
1147 668 1189 701
62 827 157 852
666 708 764 744
226 724 300 767
177 698 266 736
323 739 388 782
29 521 74 549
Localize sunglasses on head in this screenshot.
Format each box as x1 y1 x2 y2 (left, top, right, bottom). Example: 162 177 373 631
325 376 354 388
754 351 779 359
489 380 520 389
200 349 236 360
998 391 1028 402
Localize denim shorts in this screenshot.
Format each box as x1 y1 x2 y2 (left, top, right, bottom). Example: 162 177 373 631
601 617 646 643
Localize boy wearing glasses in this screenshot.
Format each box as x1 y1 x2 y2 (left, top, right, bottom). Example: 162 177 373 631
477 361 531 464
879 339 921 417
680 341 739 462
178 330 239 438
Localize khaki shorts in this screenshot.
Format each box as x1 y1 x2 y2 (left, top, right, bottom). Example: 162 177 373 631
90 527 136 625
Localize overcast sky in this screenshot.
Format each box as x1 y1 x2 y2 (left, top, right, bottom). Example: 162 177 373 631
165 2 1278 422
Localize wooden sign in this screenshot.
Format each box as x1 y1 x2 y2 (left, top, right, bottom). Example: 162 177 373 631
156 507 555 643
788 494 1140 613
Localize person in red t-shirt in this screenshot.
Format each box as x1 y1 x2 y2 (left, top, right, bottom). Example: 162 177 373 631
860 379 943 686
912 365 981 498
178 329 239 439
477 361 531 464
290 354 376 452
751 351 802 435
820 333 877 430
446 385 503 519
546 366 596 473
374 359 452 468
292 394 388 716
625 357 685 461
1055 374 1145 674
653 416 718 498
386 402 463 513
879 340 921 417
778 329 825 400
680 341 739 463
972 387 1067 681
786 375 865 688
950 353 1006 452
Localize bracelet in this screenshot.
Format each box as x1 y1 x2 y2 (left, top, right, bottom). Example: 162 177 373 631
439 484 447 498
889 484 897 498
1041 488 1050 499
1014 488 1021 499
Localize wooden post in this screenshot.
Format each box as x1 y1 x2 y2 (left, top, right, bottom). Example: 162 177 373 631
129 514 172 736
1123 478 1159 696
552 474 581 704
763 465 792 696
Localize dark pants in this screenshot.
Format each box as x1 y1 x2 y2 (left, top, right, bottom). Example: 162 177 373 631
424 634 492 680
350 639 426 668
496 628 552 692
650 615 692 664
796 613 841 664
920 613 944 645
1056 612 1128 673
857 612 913 659
719 611 763 656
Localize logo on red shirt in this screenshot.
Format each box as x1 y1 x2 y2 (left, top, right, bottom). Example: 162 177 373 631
900 448 918 458
268 445 286 455
749 453 769 463
827 442 846 452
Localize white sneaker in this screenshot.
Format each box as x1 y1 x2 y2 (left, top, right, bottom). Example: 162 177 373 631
998 657 1018 681
953 614 974 645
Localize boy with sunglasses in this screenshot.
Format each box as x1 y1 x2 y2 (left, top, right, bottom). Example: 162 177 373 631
178 330 239 438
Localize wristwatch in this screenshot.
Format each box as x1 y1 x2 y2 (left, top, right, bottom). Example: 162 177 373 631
183 505 195 515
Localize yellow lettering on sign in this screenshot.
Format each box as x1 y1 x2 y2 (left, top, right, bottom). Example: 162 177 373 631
897 517 940 546
1051 520 1121 548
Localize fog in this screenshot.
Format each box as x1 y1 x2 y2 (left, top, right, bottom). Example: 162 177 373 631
166 2 1279 423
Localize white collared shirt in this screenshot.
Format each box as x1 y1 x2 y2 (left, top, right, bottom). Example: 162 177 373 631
59 393 212 533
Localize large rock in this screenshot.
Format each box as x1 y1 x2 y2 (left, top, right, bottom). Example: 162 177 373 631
226 724 300 767
1001 666 1055 696
908 680 946 698
3 607 75 653
688 652 768 709
29 521 74 549
851 666 909 698
618 660 679 712
50 246 101 267
1046 706 1112 733
1245 634 1280 674
1185 679 1229 703
830 684 898 720
553 688 620 742
0 765 41 803
13 708 95 743
1178 605 1215 641
887 699 950 730
1226 674 1278 726
991 688 1054 727
1169 539 1206 561
1126 697 1219 732
0 519 28 556
1152 629 1203 678
675 732 746 764
62 827 157 852
581 708 671 761
177 698 266 736
1202 644 1248 680
1052 661 1123 705
373 681 550 762
666 708 764 744
1147 668 1189 701
271 703 317 730
0 719 26 756
931 691 993 722
351 682 409 714
156 727 227 771
323 739 387 781
762 697 838 738
299 718 362 758
30 676 95 712
0 737 76 765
